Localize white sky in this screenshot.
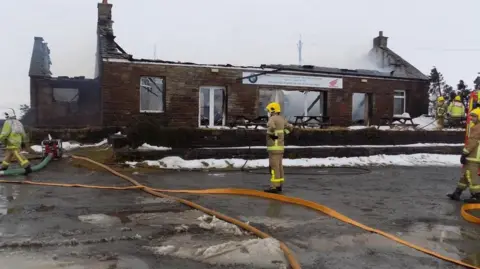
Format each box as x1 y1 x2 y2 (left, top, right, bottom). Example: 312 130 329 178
1 0 479 114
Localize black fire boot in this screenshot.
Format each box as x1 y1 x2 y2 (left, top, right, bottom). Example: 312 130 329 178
464 193 480 203
264 186 282 194
24 165 32 175
0 166 8 171
447 188 463 201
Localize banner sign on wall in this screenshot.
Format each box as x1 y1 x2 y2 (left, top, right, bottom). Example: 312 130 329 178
242 72 343 89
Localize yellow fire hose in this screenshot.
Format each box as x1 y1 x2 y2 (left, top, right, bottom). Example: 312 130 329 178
0 155 478 269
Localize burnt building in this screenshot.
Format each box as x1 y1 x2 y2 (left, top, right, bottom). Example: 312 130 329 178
29 37 101 127
30 0 429 128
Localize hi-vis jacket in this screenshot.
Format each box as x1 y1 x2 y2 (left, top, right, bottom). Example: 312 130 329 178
0 119 27 150
436 102 448 117
463 122 480 163
447 101 465 118
266 115 294 152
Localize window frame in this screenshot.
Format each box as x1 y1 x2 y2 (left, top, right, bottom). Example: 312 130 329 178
393 90 406 116
139 76 166 113
198 86 227 128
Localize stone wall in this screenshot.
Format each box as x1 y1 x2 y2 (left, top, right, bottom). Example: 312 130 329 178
115 146 462 162
122 127 464 149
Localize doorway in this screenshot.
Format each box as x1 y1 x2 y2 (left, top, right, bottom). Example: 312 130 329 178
351 93 374 125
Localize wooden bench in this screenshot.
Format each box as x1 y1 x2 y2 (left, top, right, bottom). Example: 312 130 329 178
293 116 331 129
379 116 419 129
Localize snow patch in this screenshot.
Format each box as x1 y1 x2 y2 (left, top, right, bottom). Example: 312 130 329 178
126 154 460 170
146 238 287 268
348 115 465 131
136 143 171 151
198 215 246 236
200 143 462 150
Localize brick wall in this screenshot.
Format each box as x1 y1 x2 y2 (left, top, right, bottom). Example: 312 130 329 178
101 61 429 127
31 77 101 127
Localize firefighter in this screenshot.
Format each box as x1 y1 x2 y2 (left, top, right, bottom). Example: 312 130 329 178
264 102 294 193
0 113 32 175
447 108 480 203
447 95 466 127
435 96 448 130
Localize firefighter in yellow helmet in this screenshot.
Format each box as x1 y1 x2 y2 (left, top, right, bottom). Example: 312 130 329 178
264 102 294 193
447 108 480 203
447 95 465 127
0 113 32 175
435 96 448 130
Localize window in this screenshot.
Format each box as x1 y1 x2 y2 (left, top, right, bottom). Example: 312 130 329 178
53 88 79 102
140 76 165 113
199 86 226 127
393 90 406 115
258 89 325 122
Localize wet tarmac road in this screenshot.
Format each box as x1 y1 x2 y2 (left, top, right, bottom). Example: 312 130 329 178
0 160 478 269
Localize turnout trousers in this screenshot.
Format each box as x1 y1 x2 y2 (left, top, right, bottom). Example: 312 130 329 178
457 162 480 195
268 151 284 188
1 149 30 169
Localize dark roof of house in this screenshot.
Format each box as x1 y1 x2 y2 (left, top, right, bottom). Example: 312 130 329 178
377 47 429 80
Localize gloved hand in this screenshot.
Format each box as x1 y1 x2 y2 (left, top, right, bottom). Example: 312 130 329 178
21 142 26 149
269 135 278 140
460 153 467 165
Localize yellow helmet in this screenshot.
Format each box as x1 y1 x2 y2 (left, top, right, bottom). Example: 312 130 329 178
470 108 480 117
266 102 281 113
454 96 461 101
437 96 445 102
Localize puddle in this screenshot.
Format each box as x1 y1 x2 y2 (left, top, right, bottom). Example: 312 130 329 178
146 238 286 268
0 252 116 269
242 216 324 229
135 196 175 205
117 256 150 269
78 214 122 227
0 185 21 216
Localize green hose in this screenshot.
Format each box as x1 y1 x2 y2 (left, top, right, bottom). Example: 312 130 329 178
0 153 53 176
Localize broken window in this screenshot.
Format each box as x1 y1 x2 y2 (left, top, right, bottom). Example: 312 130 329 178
140 76 165 113
258 89 284 117
53 88 79 102
258 89 324 122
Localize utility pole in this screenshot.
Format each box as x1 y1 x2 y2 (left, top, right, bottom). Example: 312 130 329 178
297 35 303 66
153 44 157 60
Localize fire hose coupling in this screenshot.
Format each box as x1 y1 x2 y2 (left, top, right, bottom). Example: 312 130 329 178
41 139 63 159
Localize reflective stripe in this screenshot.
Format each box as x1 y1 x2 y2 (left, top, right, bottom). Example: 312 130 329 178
470 184 480 192
271 178 285 183
463 148 470 154
13 150 29 167
267 130 289 134
458 182 468 189
1 161 8 166
267 146 284 151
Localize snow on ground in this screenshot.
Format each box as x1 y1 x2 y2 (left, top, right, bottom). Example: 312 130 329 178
30 139 108 153
201 143 462 150
126 154 460 170
136 143 171 151
348 114 465 131
146 237 286 268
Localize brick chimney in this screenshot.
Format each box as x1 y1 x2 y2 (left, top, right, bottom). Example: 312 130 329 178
373 31 388 48
98 0 112 22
